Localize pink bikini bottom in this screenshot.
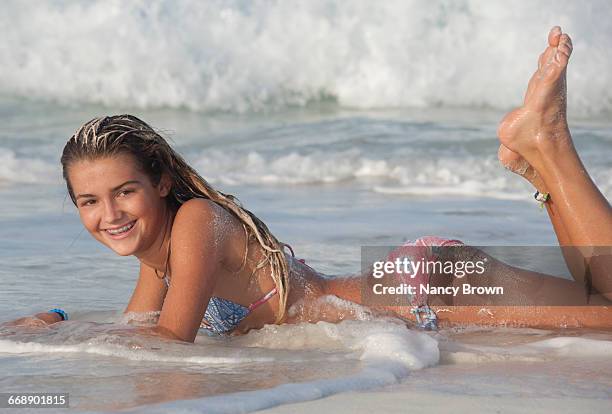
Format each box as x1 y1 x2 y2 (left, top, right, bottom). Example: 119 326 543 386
386 236 464 306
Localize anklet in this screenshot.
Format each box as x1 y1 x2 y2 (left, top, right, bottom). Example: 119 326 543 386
410 305 438 330
534 191 550 209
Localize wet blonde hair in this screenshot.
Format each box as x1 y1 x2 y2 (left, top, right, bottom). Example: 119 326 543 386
61 115 291 323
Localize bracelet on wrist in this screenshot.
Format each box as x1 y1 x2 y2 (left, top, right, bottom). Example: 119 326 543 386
48 308 68 321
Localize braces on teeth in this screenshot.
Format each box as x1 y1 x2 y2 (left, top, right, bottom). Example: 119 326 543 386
107 222 134 234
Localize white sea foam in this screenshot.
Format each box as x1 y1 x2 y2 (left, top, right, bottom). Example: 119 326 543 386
126 365 407 414
438 330 612 364
118 320 439 414
3 145 611 200
0 319 438 413
194 149 612 200
0 319 437 367
0 148 58 185
2 317 611 413
0 338 276 364
2 0 612 115
243 320 439 369
112 325 612 414
524 336 612 357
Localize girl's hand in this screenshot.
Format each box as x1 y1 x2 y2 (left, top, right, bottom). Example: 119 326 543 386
0 312 62 329
1 316 48 328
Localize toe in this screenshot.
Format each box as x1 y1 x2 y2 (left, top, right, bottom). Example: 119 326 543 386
554 34 572 67
559 33 573 57
554 49 569 67
557 44 571 59
538 27 563 72
548 26 562 47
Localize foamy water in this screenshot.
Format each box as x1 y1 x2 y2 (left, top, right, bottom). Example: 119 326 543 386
1 105 611 201
2 0 612 115
0 316 435 411
2 317 611 413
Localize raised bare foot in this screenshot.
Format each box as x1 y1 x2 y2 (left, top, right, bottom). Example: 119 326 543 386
497 26 573 174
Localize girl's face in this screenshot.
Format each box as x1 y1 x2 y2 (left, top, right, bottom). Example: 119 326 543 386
67 153 171 257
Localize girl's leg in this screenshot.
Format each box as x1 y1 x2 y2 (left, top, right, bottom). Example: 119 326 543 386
497 27 612 298
498 27 612 244
497 29 571 247
322 245 612 328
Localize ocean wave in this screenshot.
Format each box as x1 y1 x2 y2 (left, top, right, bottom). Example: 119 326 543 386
0 148 58 185
3 145 610 201
195 148 612 199
1 0 611 114
194 148 542 199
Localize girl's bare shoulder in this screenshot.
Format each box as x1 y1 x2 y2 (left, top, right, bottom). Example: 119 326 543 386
171 198 241 250
174 197 221 221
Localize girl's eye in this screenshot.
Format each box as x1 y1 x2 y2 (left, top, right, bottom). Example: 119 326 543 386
118 189 133 197
81 199 96 207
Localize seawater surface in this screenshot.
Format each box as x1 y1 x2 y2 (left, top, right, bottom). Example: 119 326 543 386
1 100 611 412
1 1 612 411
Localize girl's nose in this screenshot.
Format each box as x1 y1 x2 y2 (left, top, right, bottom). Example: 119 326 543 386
103 199 123 223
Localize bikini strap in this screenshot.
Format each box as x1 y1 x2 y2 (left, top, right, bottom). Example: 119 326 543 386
282 243 296 257
248 287 278 312
245 242 297 312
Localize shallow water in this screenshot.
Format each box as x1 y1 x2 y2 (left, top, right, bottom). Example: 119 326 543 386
1 100 611 412
2 1 612 411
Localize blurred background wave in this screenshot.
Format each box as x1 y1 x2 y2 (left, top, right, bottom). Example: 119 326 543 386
2 0 611 115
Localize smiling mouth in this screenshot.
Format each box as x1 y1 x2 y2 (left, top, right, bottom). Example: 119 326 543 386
105 220 137 236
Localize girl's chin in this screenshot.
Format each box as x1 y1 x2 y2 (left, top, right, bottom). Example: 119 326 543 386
102 237 140 256
112 246 137 256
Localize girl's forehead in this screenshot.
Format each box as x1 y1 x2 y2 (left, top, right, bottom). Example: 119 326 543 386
72 154 139 174
69 155 147 189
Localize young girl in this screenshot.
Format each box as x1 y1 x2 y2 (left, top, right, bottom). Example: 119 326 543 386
5 27 611 342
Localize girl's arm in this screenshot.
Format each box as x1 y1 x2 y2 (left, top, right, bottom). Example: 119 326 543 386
155 199 223 342
3 200 222 343
1 311 63 328
34 312 64 324
124 261 168 314
119 199 223 342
